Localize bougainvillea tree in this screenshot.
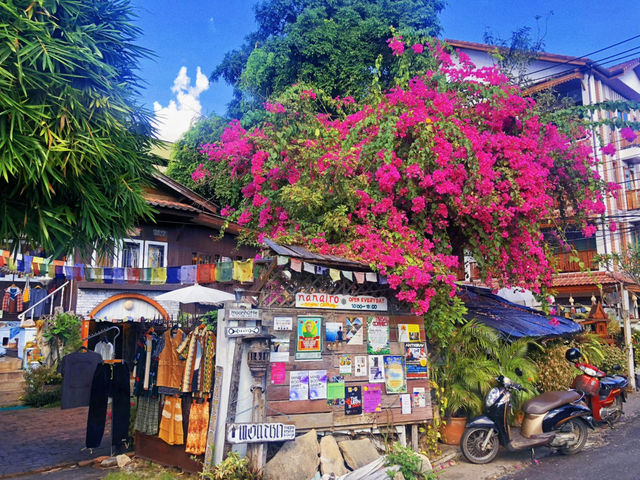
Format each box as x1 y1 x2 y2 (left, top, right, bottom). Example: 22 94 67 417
196 38 609 315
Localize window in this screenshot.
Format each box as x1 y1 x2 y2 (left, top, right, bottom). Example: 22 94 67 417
145 241 167 268
632 224 640 247
192 252 213 265
116 239 143 268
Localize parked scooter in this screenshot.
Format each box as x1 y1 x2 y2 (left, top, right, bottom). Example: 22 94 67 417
460 372 593 464
566 347 629 426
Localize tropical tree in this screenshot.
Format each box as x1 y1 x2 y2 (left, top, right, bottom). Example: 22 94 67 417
211 0 445 121
0 0 155 257
196 39 609 314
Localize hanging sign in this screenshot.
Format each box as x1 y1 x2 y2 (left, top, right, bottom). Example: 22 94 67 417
226 326 261 337
295 292 387 311
226 423 296 444
227 308 261 320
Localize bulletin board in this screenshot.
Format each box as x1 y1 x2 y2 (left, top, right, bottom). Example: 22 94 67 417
261 310 432 432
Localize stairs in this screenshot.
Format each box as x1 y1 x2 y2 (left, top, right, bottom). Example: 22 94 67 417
0 357 25 407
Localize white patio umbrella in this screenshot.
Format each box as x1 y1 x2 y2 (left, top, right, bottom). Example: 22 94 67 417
496 287 537 308
155 284 235 305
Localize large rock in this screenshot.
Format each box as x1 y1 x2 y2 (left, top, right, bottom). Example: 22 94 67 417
263 429 320 480
417 453 432 474
116 454 131 468
338 438 381 470
319 435 348 476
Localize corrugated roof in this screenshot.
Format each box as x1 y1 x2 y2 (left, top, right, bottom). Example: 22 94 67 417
263 238 369 269
460 285 582 339
552 271 636 288
144 193 200 213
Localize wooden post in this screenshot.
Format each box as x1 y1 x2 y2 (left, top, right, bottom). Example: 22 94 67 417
246 385 266 467
204 366 224 468
411 424 418 451
222 338 244 458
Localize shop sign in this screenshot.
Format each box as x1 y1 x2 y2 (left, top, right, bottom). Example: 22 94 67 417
227 308 261 320
295 292 388 311
226 326 261 337
226 422 295 444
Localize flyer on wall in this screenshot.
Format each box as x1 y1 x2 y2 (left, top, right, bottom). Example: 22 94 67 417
309 370 328 399
270 362 286 384
345 386 363 415
398 324 421 342
270 332 291 362
289 371 309 401
273 316 293 331
363 383 382 413
368 355 385 383
354 355 368 376
327 375 346 406
412 387 426 408
384 355 407 394
296 316 322 360
345 316 364 345
339 355 353 375
325 320 345 351
367 316 390 354
405 342 428 379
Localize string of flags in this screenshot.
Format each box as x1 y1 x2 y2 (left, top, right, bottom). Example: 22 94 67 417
0 250 387 286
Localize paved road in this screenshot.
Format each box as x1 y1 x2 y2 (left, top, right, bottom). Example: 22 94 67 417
0 406 111 477
502 408 640 480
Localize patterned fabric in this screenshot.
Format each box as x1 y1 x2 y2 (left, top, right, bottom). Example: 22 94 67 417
134 396 160 435
158 396 184 445
185 400 209 454
157 329 185 390
215 262 233 282
2 286 23 313
232 259 254 282
180 331 199 393
133 333 160 398
201 332 216 393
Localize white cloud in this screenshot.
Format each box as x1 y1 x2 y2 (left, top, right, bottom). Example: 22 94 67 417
153 66 210 142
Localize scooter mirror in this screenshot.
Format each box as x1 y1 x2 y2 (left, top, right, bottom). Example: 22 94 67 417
514 367 523 377
612 365 622 371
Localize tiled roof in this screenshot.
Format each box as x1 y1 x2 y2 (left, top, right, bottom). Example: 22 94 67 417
552 271 636 288
144 193 200 213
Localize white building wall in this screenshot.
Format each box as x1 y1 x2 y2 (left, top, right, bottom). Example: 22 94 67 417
76 288 180 319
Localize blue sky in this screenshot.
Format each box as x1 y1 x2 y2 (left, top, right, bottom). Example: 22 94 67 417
130 0 640 141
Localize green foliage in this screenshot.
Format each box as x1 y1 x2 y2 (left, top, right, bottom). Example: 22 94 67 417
212 0 444 121
22 364 62 407
42 312 82 360
0 0 155 256
201 452 263 480
385 443 435 480
599 343 628 376
431 321 540 417
166 116 244 208
200 310 218 332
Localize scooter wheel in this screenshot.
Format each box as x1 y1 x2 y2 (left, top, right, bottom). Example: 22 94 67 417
558 418 588 455
461 427 499 464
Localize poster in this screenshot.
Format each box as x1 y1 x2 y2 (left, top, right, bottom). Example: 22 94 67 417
339 355 353 375
405 342 428 379
368 355 385 383
289 371 309 401
345 386 362 415
309 370 328 399
363 383 382 413
296 316 322 360
327 375 346 406
345 316 364 345
412 387 426 408
273 316 293 331
270 332 291 362
354 355 368 376
401 394 412 414
367 316 390 354
384 355 407 394
326 320 346 351
398 324 421 342
270 362 286 384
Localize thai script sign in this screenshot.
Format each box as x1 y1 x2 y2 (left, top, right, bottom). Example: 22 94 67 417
226 422 296 444
227 308 261 320
295 292 388 311
226 326 261 337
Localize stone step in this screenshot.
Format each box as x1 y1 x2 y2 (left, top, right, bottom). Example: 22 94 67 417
0 370 25 382
0 357 22 371
0 379 25 393
0 390 23 407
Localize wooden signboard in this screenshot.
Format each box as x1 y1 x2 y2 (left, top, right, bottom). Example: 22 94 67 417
226 326 262 337
226 423 296 444
228 308 261 320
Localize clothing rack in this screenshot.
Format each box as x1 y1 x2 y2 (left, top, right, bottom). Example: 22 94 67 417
83 325 121 346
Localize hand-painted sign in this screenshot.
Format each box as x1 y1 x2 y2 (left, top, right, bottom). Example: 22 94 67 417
226 326 261 337
227 308 261 320
226 423 296 444
295 293 388 311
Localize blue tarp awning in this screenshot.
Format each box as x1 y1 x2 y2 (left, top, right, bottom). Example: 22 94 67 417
459 285 582 339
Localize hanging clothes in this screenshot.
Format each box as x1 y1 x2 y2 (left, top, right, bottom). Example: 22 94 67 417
134 395 160 436
29 285 48 317
86 362 130 453
185 400 210 454
57 350 102 409
158 395 184 445
133 332 162 398
157 328 185 390
176 328 215 394
94 339 115 361
2 285 23 313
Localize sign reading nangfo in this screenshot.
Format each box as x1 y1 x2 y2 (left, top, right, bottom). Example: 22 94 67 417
226 423 296 444
295 292 388 311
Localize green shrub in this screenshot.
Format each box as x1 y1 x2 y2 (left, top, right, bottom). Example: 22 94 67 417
599 343 628 376
22 364 62 407
385 443 436 480
201 452 263 480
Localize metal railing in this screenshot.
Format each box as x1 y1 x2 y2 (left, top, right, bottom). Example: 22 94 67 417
18 280 70 325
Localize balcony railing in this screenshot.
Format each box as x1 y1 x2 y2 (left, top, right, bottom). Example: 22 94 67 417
625 188 640 211
553 250 597 273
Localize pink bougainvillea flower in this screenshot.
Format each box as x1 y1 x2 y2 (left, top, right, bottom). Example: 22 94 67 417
300 89 317 100
264 102 285 114
601 143 616 155
610 220 617 232
411 43 424 54
621 127 637 143
386 36 405 56
548 317 561 327
582 224 597 238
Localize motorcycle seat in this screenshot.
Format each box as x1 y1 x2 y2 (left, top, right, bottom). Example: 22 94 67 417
600 375 628 389
522 390 582 414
